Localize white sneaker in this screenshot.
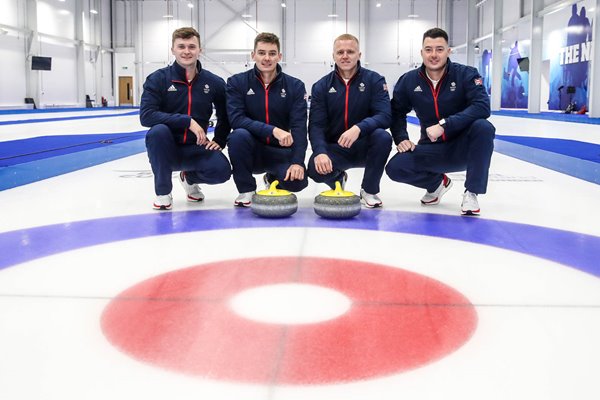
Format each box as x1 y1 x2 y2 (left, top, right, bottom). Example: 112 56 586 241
461 191 480 216
421 174 452 205
234 191 254 207
153 194 172 210
360 188 383 208
179 171 204 202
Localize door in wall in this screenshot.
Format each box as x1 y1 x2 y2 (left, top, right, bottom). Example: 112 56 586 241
119 76 134 106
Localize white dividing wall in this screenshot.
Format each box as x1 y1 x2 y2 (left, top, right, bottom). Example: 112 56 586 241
0 0 597 110
0 0 113 108
0 0 28 108
112 0 442 101
0 34 27 108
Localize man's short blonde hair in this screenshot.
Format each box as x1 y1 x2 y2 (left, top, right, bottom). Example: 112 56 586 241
333 33 360 49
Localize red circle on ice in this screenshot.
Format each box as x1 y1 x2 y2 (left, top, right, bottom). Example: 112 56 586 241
101 257 477 384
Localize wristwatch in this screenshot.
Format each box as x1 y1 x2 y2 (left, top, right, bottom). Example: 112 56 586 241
439 118 446 129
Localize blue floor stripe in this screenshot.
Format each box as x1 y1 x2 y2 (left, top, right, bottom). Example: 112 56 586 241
0 110 140 126
2 209 598 279
0 139 146 191
0 106 137 115
493 139 600 184
492 109 600 125
406 115 600 184
0 132 147 166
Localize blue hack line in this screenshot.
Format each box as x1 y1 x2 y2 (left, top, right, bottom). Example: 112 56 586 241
1 209 598 280
0 106 137 115
0 110 140 126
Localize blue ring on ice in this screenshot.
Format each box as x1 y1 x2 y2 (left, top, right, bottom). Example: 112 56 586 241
1 208 598 278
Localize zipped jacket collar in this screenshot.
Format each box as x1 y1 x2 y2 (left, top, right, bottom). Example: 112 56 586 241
253 63 283 87
172 60 203 82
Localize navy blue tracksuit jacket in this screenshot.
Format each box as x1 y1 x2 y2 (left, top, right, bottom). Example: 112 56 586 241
308 61 391 155
390 59 490 144
226 64 308 165
139 60 230 148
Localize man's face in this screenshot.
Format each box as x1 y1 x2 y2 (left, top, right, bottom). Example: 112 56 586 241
421 37 451 73
252 42 281 74
171 37 201 69
333 39 361 75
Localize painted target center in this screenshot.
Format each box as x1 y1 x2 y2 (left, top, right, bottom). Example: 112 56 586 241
229 283 352 324
102 256 477 384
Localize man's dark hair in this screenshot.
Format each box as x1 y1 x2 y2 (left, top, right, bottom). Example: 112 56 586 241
172 27 200 47
422 28 448 43
254 32 281 52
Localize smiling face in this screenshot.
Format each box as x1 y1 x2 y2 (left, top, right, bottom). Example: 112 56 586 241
333 38 361 78
252 41 282 75
421 36 451 75
171 36 201 70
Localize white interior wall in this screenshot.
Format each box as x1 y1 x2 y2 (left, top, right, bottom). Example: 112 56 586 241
0 0 596 110
37 0 75 39
0 35 27 107
449 0 467 47
0 0 27 107
39 41 78 106
124 0 441 98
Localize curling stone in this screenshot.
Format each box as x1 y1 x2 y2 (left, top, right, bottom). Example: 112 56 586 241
251 180 298 218
313 181 361 219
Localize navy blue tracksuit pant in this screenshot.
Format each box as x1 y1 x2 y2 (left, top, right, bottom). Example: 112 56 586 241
385 119 495 194
307 128 392 194
227 128 308 193
145 124 231 196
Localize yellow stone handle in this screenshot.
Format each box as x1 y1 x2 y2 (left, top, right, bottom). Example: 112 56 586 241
319 181 356 197
256 180 293 196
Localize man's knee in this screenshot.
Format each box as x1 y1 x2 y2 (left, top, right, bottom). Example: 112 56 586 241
470 119 496 140
214 160 232 183
146 124 172 145
370 128 393 147
201 156 232 184
385 153 409 182
227 128 253 149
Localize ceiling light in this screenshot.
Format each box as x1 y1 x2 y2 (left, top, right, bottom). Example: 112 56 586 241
163 14 173 18
241 14 252 18
90 9 98 14
187 2 194 8
407 14 419 18
376 2 381 7
281 2 287 7
328 14 338 18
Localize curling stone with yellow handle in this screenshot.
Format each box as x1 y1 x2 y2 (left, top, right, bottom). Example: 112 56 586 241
313 181 361 219
251 180 298 218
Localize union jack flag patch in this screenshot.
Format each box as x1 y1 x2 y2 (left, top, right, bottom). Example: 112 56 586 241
474 78 483 86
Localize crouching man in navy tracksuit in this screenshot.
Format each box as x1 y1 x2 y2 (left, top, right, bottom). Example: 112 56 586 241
385 28 495 215
140 27 231 210
226 32 309 207
308 34 392 208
